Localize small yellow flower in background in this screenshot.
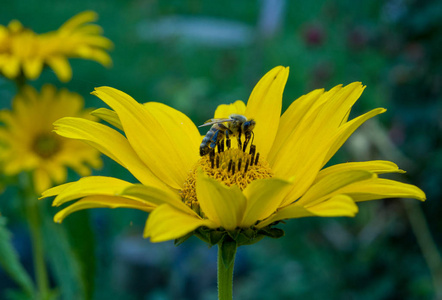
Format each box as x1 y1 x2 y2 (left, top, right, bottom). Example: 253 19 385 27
0 84 102 194
41 66 425 245
0 11 113 82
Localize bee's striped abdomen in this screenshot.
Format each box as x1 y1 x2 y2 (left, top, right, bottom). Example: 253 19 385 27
200 125 226 156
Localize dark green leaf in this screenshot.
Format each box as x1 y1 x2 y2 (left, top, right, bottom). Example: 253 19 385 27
63 210 96 300
0 216 35 298
41 209 87 300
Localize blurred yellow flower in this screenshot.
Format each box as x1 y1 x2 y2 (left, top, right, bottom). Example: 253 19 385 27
0 11 112 82
41 66 425 244
0 85 102 193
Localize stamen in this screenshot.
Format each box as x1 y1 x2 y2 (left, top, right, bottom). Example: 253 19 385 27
249 145 256 166
210 151 215 168
218 141 224 153
226 139 231 149
181 148 274 213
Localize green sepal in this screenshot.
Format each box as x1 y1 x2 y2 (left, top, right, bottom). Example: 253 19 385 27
258 227 285 239
209 230 225 245
220 236 237 269
236 229 265 246
195 227 227 247
174 232 193 246
194 227 213 245
227 229 240 241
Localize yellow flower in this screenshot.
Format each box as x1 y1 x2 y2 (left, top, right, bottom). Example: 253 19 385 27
0 84 102 193
0 11 112 82
41 66 425 244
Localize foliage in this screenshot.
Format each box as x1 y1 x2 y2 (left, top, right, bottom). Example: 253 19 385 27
0 0 440 299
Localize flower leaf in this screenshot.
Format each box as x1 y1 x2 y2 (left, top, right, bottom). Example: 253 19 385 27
0 216 35 297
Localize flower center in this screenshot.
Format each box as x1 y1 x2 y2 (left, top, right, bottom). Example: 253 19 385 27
32 132 61 159
180 145 273 216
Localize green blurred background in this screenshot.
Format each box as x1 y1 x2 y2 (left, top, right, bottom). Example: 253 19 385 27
1 0 441 299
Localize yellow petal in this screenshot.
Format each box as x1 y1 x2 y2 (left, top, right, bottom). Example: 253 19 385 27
48 176 135 206
144 204 217 242
121 184 195 216
270 83 369 202
40 182 73 199
54 117 163 187
336 178 426 202
90 108 123 130
320 82 365 132
92 87 200 189
257 194 358 228
294 170 374 207
214 100 246 118
47 56 72 82
59 11 98 32
196 170 246 230
79 48 112 67
314 160 404 183
33 168 52 194
241 177 292 227
257 206 313 228
46 161 68 184
75 23 102 35
23 58 43 80
2 57 20 79
54 195 153 223
306 194 358 216
245 66 289 159
322 108 386 166
269 88 325 157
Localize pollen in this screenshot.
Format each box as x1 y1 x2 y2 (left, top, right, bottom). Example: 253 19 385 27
180 147 273 216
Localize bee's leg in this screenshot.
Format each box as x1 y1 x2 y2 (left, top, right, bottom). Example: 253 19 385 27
217 140 224 153
237 135 242 150
243 132 251 152
237 127 242 150
225 130 231 149
249 144 256 166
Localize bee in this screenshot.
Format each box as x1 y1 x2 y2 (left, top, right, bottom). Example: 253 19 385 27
199 114 256 156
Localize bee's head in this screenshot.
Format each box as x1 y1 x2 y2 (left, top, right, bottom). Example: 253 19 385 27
242 119 256 132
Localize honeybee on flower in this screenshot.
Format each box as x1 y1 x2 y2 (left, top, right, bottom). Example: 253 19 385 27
41 66 425 246
199 113 256 161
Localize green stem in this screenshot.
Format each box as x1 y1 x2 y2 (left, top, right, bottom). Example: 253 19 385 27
217 244 236 300
23 177 50 300
403 199 442 298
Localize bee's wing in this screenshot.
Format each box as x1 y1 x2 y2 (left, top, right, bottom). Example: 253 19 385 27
198 118 232 127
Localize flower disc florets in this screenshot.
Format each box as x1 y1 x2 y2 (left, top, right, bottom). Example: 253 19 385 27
181 147 273 215
178 145 283 246
32 132 61 159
